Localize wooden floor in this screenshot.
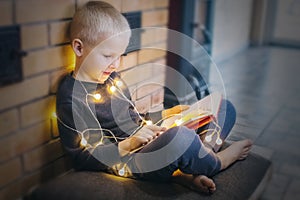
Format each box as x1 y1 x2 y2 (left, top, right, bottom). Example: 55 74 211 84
215 46 300 200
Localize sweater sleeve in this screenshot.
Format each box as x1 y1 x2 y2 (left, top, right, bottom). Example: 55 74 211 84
145 111 163 124
57 103 122 171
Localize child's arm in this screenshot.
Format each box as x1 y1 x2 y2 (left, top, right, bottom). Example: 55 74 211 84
57 103 122 171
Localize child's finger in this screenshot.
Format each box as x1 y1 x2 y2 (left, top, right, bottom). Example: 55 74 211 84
132 136 149 145
139 127 156 137
144 125 166 133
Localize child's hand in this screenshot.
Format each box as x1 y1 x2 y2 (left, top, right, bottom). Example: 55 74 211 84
162 105 190 118
118 125 166 156
130 125 166 149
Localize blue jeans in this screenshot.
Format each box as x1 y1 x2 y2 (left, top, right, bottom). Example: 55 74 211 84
128 100 236 181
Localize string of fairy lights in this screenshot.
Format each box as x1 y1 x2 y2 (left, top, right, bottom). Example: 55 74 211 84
54 76 223 176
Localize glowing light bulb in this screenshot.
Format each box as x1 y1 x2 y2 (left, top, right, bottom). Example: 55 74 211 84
51 112 57 118
205 134 212 142
110 86 117 93
80 138 87 146
115 80 123 87
118 167 125 176
93 93 101 100
216 137 223 145
145 120 153 125
174 119 183 126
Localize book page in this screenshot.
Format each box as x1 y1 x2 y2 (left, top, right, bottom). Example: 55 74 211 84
161 92 222 129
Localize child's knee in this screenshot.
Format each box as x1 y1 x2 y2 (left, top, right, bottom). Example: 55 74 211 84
167 126 195 139
165 126 198 148
224 100 236 121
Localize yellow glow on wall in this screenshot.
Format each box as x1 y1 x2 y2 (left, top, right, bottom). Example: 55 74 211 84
48 97 57 120
64 45 76 72
48 97 59 137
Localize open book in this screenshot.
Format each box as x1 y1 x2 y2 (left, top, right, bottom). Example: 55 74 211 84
161 92 222 130
129 92 222 154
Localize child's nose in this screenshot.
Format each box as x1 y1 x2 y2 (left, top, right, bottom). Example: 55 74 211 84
109 57 120 69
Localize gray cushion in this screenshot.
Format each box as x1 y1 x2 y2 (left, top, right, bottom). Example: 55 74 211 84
30 153 271 200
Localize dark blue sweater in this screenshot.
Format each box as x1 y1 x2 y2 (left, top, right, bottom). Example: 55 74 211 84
56 72 142 171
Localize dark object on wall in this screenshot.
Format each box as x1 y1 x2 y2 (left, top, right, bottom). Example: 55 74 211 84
0 25 25 86
123 11 142 54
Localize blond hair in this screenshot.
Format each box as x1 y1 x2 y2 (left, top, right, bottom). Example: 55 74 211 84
70 1 130 46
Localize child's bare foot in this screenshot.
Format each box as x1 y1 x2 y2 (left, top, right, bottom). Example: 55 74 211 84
217 139 253 170
172 170 216 194
191 175 216 194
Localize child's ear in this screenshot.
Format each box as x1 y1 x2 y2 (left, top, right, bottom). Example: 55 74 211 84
72 39 84 56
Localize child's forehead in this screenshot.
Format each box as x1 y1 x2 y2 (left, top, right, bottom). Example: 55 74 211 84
94 31 129 44
92 34 130 52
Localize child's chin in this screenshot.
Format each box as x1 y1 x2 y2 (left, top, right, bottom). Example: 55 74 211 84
97 76 109 83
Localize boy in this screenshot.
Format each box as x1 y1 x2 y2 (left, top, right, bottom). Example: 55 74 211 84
56 1 252 194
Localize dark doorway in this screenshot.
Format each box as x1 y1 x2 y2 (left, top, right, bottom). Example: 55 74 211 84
164 0 214 108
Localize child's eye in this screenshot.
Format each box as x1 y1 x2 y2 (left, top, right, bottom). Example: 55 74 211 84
104 55 112 58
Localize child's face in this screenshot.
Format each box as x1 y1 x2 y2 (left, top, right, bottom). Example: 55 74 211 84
79 34 129 83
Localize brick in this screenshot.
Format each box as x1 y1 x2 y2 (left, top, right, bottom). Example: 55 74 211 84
150 104 164 113
0 75 49 111
0 158 22 188
122 0 155 12
154 0 169 8
152 63 167 79
23 45 74 77
134 95 151 114
21 24 48 50
153 58 166 66
0 156 71 200
141 28 157 46
0 109 19 137
119 51 138 72
141 28 168 46
78 0 122 11
50 20 71 45
51 117 59 138
23 139 64 172
0 179 22 200
121 63 153 86
0 121 51 162
128 84 137 101
155 28 168 42
142 9 168 27
136 80 163 99
157 41 168 50
50 68 70 94
152 88 164 107
66 49 76 71
0 1 13 26
20 96 55 127
154 74 166 86
138 48 166 64
16 0 75 23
